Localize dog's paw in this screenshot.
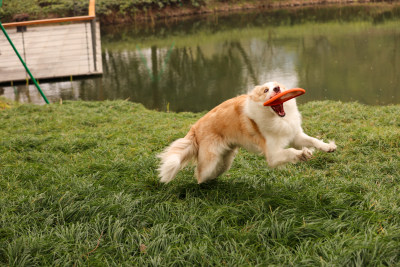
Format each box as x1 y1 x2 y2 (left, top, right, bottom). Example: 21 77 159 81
300 147 313 161
299 147 313 161
320 141 337 153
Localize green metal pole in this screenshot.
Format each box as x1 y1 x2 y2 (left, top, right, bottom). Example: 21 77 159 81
0 22 50 104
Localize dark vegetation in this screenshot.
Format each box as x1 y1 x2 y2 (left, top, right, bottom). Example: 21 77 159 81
1 0 398 24
1 0 251 22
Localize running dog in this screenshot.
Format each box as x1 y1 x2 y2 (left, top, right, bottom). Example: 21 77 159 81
158 81 336 184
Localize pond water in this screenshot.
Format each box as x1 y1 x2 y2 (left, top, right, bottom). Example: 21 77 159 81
2 5 400 112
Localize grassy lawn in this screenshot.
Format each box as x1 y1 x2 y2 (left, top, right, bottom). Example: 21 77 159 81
0 99 399 265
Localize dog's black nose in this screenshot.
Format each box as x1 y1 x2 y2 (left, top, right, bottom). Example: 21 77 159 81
273 86 280 93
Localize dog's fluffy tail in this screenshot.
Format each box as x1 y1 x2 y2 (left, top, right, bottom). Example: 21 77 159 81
157 132 197 183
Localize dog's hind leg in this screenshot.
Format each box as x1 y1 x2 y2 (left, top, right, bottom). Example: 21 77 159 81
219 147 238 175
195 144 235 184
196 150 222 184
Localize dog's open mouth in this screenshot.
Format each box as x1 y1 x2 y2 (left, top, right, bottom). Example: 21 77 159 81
271 104 285 117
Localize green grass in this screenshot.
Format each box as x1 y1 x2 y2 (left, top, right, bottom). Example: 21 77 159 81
0 100 399 265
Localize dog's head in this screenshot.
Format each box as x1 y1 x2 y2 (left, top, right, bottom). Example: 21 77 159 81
249 81 288 117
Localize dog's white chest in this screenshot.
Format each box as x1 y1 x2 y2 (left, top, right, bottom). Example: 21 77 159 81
247 105 301 139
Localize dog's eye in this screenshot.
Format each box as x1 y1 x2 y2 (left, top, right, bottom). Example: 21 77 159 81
264 88 269 93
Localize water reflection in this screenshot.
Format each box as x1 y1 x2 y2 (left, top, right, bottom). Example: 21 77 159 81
1 5 400 111
97 39 301 112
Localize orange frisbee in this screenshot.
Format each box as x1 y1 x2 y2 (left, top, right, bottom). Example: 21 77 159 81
263 88 306 106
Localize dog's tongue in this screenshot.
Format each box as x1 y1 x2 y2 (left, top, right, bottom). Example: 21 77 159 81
271 104 285 117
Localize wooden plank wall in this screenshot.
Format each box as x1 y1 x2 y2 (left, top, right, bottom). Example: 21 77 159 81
0 21 102 84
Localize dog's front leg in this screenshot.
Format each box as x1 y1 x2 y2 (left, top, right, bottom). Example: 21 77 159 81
265 139 313 167
293 132 336 152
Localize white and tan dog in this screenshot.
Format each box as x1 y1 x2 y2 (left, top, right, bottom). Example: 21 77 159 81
158 81 336 184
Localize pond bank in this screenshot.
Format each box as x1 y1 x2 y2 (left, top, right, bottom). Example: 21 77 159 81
108 0 399 25
0 0 398 24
